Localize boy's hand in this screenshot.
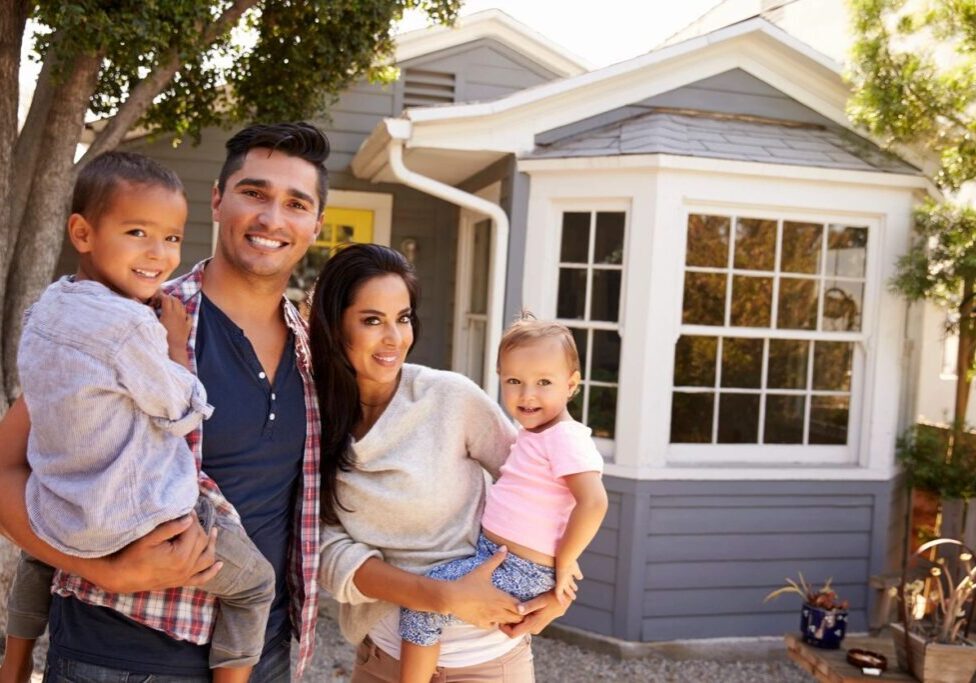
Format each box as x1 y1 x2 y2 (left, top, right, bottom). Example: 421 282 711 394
554 560 582 606
157 293 191 367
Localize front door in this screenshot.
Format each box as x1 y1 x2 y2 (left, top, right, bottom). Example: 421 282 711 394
453 214 491 385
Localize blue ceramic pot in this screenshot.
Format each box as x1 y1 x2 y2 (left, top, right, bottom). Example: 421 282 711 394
800 602 848 649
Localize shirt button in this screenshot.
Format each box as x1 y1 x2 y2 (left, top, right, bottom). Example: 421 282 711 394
271 393 276 400
258 371 266 379
269 413 276 421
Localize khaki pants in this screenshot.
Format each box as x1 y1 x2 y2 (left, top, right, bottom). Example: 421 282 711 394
351 636 535 682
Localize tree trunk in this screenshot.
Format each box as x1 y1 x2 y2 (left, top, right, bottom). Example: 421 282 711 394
1 52 102 403
951 277 976 464
0 0 30 414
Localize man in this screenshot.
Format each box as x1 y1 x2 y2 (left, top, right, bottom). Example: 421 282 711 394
0 122 327 681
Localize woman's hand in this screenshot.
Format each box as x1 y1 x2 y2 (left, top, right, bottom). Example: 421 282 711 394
499 590 571 638
441 548 524 630
93 514 220 593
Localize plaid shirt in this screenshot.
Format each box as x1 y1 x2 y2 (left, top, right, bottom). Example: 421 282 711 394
52 259 321 676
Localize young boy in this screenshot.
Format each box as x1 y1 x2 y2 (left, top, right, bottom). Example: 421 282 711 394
397 314 609 683
0 151 274 683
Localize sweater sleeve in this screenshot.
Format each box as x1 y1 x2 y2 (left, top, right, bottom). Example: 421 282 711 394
320 522 384 605
462 379 516 480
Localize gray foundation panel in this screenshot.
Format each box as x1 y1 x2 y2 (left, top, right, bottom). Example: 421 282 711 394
562 476 904 643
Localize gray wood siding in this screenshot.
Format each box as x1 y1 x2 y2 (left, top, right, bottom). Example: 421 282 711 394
400 38 561 105
562 477 899 642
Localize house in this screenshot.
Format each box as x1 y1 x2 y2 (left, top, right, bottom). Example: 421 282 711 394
112 9 930 644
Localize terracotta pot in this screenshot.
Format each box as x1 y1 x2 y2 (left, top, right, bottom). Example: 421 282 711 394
891 622 976 682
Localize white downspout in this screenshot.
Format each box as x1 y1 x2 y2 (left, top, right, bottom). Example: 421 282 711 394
385 130 509 400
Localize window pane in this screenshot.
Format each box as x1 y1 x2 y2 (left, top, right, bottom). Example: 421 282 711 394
767 339 809 389
718 393 760 443
721 337 763 388
592 329 621 383
764 394 806 444
591 270 622 322
822 280 863 332
674 335 717 387
809 395 849 444
813 341 853 391
683 273 726 326
670 392 714 443
730 275 772 327
557 268 587 319
589 386 617 439
594 212 625 264
569 391 583 422
777 277 818 330
781 222 823 274
571 327 588 381
734 218 776 271
826 225 868 278
560 212 590 263
686 214 730 268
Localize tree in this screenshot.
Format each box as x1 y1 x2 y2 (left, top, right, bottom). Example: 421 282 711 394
848 0 976 439
0 0 459 412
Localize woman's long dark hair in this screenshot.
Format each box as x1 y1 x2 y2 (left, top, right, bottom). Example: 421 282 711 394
309 243 420 525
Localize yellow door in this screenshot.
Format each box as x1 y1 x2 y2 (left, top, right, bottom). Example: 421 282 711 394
287 207 375 305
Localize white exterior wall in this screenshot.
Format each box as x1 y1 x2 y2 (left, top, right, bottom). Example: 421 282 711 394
519 155 923 482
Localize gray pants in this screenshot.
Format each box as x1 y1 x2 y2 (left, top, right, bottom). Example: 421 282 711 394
6 496 276 669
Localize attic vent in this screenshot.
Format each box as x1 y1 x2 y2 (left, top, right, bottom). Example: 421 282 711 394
403 68 456 107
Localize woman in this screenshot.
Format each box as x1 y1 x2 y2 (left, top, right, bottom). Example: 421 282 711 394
312 244 572 682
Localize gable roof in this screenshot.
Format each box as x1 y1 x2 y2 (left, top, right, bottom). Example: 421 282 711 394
351 16 929 184
394 9 589 78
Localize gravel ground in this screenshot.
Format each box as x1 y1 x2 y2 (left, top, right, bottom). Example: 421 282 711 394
23 609 814 682
297 609 815 682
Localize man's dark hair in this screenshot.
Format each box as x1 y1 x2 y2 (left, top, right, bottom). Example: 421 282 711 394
218 122 331 215
72 151 184 225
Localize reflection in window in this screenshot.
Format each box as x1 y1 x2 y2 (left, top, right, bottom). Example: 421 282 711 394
557 211 626 439
670 212 866 447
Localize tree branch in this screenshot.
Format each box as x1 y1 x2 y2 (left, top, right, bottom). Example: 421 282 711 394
82 0 259 163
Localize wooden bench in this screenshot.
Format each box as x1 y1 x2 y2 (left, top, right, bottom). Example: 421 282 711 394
785 633 915 682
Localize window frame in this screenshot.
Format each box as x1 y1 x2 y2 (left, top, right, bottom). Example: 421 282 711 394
667 204 880 466
550 199 631 459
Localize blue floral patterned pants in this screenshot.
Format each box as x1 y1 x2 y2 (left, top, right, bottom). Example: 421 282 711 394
399 533 556 646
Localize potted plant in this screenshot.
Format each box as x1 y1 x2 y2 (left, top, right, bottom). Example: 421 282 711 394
892 538 976 682
764 573 850 649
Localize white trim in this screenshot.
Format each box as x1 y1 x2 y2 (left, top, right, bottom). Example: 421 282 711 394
518 154 932 190
603 463 898 481
395 9 589 77
325 189 394 246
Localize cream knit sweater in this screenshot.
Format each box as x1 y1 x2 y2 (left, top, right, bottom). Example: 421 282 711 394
319 364 516 645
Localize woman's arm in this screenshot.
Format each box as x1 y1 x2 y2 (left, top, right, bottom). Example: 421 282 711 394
0 398 219 592
353 551 524 629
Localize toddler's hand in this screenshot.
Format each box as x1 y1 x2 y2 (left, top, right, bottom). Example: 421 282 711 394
158 293 191 366
554 560 583 606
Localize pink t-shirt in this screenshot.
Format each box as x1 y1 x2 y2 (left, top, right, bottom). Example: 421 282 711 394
481 420 603 557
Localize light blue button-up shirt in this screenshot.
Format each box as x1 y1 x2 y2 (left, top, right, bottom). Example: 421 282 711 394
19 277 211 557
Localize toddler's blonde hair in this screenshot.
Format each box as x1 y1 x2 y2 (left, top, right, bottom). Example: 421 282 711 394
497 311 581 388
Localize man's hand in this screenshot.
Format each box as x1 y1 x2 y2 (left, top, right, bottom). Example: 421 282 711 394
94 514 220 593
499 590 571 638
441 548 524 630
555 560 583 606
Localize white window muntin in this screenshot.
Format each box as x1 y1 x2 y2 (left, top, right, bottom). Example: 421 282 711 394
549 198 631 458
668 204 879 465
